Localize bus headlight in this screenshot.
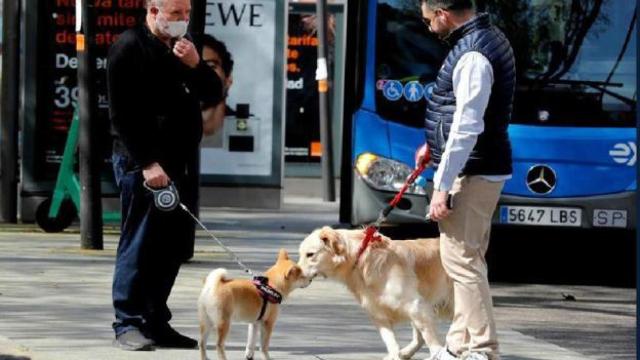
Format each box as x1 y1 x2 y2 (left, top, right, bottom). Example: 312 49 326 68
355 153 426 195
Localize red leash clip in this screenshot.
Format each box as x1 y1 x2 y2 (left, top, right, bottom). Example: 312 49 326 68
355 225 383 263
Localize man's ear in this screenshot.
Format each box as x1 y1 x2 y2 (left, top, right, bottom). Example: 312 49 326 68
319 226 344 255
225 74 233 90
285 265 301 280
277 248 290 262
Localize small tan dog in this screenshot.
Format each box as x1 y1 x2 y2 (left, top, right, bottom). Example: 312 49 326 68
198 249 311 360
298 226 453 360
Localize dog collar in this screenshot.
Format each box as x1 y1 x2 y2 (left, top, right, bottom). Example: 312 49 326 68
253 276 283 321
355 226 383 265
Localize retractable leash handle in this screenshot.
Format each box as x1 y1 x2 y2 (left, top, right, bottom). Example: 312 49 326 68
143 181 180 212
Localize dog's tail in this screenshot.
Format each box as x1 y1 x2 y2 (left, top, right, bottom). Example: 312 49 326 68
434 297 454 320
198 268 229 327
203 268 229 294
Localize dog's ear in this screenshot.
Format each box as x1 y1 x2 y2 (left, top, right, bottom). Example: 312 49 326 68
285 265 301 280
319 226 344 255
277 248 290 261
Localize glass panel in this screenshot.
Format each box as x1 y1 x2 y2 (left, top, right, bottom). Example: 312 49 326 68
285 11 337 163
478 0 636 127
374 0 448 128
374 0 637 127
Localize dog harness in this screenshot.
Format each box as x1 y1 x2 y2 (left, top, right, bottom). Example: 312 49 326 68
253 276 282 321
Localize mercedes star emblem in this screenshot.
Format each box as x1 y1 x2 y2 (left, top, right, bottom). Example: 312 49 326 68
526 165 556 194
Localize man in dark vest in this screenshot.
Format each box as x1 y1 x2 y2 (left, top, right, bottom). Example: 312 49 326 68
419 1 515 359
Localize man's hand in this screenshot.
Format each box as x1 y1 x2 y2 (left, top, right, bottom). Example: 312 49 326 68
428 190 452 221
143 162 170 188
173 38 199 68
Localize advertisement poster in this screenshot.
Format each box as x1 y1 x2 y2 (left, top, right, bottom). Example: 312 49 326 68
284 10 338 164
34 0 145 181
285 12 322 162
201 0 278 177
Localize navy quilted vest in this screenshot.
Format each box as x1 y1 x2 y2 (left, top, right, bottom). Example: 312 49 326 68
425 13 515 175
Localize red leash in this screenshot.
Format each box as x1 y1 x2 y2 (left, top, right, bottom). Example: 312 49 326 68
355 160 428 264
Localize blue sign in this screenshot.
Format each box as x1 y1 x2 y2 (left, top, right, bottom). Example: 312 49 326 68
404 81 424 102
382 80 403 101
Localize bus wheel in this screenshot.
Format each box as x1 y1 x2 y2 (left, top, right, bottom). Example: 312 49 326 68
35 198 76 233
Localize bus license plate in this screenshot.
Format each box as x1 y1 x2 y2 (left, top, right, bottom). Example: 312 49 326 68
500 206 582 227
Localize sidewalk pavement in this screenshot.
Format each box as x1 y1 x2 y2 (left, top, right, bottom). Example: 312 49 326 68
0 196 635 360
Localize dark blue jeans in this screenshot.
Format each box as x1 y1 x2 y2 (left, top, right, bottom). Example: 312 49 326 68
111 154 194 336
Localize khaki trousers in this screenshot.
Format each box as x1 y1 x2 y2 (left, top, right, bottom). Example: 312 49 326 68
438 176 504 359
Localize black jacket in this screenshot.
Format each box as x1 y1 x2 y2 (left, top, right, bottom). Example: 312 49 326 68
107 24 223 178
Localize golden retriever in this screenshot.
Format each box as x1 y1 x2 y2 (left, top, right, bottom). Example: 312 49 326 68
298 226 453 360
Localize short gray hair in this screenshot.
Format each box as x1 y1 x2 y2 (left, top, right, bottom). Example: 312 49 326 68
145 0 165 8
421 0 475 11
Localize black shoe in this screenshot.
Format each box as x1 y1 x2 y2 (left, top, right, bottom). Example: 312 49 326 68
113 329 154 351
148 325 197 349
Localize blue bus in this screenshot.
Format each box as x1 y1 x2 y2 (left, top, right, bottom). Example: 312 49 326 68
340 0 636 230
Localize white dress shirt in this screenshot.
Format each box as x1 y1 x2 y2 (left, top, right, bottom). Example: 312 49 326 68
432 51 512 192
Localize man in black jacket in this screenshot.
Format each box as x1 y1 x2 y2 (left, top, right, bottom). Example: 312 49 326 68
107 0 223 351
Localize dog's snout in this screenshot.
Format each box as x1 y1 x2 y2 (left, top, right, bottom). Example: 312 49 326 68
302 267 318 279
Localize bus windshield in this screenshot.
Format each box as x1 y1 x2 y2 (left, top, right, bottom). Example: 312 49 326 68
375 0 448 128
375 0 637 128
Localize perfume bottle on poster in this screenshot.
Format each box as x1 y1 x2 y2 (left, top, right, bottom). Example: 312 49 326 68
223 103 260 152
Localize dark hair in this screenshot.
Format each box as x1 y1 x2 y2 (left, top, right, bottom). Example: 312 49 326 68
421 0 475 11
201 34 234 76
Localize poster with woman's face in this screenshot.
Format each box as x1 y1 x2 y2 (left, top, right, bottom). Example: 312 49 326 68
200 0 278 177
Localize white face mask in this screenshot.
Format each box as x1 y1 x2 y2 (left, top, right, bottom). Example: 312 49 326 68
155 11 189 39
166 20 188 38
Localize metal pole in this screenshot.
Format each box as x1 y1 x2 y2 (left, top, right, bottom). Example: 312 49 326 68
316 0 336 202
0 0 21 223
77 0 103 249
189 0 206 42
339 0 362 224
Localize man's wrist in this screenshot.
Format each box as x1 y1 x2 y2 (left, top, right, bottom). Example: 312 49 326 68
143 162 159 171
194 59 209 71
433 182 451 193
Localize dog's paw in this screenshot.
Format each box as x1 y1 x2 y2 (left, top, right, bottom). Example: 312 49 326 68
400 344 422 359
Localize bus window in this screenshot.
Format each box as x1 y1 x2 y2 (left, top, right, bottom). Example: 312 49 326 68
478 0 636 127
375 0 448 128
